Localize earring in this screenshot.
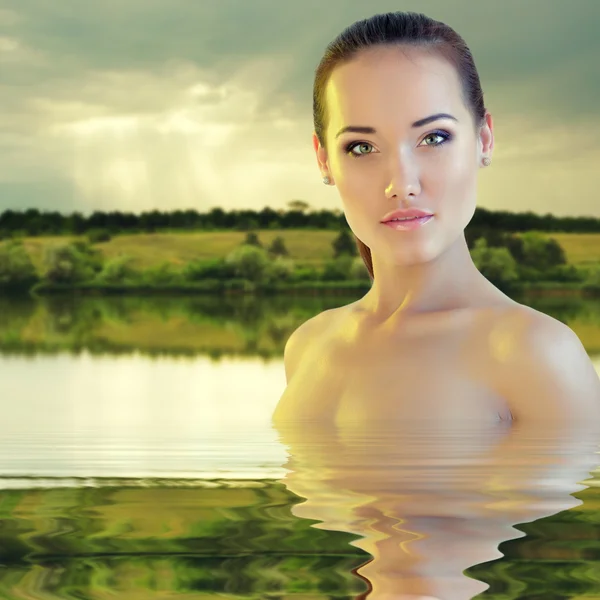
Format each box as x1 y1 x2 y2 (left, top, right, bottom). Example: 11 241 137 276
322 175 331 185
482 157 491 167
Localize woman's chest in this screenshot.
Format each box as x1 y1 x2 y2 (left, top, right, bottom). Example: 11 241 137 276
281 314 512 426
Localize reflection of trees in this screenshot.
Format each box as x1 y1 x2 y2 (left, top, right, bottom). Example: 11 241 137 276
266 314 299 346
273 417 600 599
0 484 370 597
1 295 600 360
0 296 37 338
1 461 600 596
42 297 105 341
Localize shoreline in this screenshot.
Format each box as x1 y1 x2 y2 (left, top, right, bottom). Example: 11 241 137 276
12 280 599 298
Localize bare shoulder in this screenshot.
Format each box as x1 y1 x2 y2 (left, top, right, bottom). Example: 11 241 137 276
282 306 340 385
507 303 590 353
498 303 600 425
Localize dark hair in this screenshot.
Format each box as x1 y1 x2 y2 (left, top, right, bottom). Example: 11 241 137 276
312 11 488 281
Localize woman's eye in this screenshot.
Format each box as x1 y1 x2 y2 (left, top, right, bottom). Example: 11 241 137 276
345 131 452 158
345 142 374 157
422 131 451 147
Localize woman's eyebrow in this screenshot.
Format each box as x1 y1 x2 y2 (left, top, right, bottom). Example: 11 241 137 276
334 113 458 139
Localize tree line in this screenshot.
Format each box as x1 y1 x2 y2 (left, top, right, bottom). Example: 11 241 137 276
0 202 599 239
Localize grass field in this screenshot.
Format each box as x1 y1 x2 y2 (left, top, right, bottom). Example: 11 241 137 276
3 230 600 273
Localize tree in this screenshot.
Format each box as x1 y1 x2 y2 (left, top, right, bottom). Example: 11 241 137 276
0 240 38 290
519 232 566 270
41 242 102 284
502 233 525 263
582 264 600 293
321 255 355 281
181 258 236 282
267 236 289 257
225 245 271 283
94 255 137 284
140 261 182 285
87 228 112 244
332 228 358 258
350 256 371 281
287 200 311 213
470 238 519 293
241 231 263 248
264 257 296 285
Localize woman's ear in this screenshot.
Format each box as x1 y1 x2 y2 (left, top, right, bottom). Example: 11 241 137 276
313 132 330 179
479 112 494 157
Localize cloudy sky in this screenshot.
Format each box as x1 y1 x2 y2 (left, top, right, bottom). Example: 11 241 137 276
1 0 599 218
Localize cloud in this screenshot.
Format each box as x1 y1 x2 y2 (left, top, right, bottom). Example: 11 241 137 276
0 0 599 216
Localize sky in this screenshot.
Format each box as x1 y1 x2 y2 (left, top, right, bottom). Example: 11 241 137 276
1 0 599 219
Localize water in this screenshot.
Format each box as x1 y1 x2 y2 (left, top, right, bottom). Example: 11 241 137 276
1 293 600 599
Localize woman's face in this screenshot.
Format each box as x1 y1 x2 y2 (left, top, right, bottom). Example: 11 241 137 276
314 46 493 267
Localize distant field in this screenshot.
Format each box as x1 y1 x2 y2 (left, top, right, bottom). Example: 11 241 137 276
3 230 600 272
543 233 600 266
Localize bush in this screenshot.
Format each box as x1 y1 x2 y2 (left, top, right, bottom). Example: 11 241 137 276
470 238 519 291
139 261 182 285
0 240 38 290
542 264 583 283
332 228 358 258
224 245 270 283
320 255 354 281
516 265 545 282
241 231 263 248
519 231 567 270
41 242 102 284
582 264 600 293
93 254 138 284
70 240 104 273
263 256 296 285
350 256 371 281
181 257 236 282
86 228 112 243
267 236 289 258
288 265 320 282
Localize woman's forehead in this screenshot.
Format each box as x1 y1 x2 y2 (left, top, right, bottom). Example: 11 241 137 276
336 51 456 87
325 76 463 134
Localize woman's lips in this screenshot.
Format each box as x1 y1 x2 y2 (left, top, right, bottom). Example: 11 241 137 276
382 215 434 231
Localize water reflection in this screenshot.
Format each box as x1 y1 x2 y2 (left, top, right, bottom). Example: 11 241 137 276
0 292 600 597
273 418 600 599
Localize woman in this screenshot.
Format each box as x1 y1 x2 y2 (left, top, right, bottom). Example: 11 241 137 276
273 11 600 429
271 14 600 597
